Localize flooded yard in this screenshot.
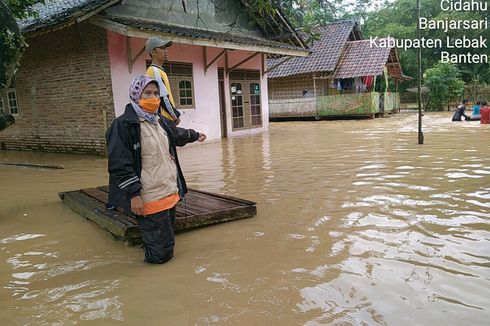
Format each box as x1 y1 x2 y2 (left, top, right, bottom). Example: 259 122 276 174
0 112 489 325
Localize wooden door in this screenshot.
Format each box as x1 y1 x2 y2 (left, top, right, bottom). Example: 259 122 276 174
230 80 262 130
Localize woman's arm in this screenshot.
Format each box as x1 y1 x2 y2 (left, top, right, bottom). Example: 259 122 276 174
106 120 142 198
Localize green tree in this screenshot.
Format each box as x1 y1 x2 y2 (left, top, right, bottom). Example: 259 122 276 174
278 0 374 34
424 62 465 111
363 0 490 86
0 0 45 88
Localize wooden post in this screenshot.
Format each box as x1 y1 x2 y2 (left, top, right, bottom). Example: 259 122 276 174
205 49 228 74
417 0 424 144
203 46 207 75
225 52 229 76
126 36 132 73
313 75 316 97
261 53 265 78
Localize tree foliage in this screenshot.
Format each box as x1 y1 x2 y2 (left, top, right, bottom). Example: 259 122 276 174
278 0 373 33
0 0 44 88
6 0 45 19
362 0 490 86
425 62 465 111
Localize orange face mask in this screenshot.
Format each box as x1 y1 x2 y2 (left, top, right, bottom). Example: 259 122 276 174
139 98 160 113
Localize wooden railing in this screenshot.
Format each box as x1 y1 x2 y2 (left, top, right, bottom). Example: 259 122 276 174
269 98 317 118
269 92 401 118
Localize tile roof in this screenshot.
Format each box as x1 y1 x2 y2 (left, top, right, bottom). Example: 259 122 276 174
333 40 391 78
18 0 114 34
17 0 307 52
333 39 411 80
101 14 304 51
267 20 356 79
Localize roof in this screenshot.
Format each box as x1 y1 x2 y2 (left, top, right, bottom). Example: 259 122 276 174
267 20 358 79
18 0 116 34
334 40 411 80
99 14 304 52
333 40 391 78
17 0 307 55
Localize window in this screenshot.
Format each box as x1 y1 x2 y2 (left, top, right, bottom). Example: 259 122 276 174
179 80 193 106
229 70 260 80
7 89 18 115
146 60 195 109
0 97 4 114
231 83 244 129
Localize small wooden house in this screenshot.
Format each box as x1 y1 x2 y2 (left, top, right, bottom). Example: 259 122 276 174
267 20 411 119
0 0 308 154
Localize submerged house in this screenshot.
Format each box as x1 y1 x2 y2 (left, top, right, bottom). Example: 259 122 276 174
0 0 308 154
267 20 410 119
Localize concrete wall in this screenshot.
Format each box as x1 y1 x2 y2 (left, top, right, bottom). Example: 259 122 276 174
107 31 269 140
0 16 271 154
0 22 114 154
105 0 262 37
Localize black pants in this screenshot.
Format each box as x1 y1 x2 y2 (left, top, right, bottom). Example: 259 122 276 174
136 207 176 264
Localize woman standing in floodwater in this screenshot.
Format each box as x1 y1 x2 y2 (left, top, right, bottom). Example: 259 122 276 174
106 75 206 264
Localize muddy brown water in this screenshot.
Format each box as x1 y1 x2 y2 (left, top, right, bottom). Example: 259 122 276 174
0 112 489 325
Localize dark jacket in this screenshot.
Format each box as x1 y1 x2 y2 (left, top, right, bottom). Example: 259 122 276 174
452 104 470 121
106 104 199 214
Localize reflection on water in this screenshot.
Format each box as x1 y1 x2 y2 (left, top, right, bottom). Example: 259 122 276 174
1 112 489 325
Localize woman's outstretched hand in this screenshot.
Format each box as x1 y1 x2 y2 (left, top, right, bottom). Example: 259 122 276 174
198 133 207 142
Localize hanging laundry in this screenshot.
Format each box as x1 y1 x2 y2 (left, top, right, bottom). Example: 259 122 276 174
362 76 374 91
355 78 364 93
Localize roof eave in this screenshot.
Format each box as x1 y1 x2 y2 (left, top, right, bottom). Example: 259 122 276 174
268 70 333 79
22 0 120 38
90 16 309 57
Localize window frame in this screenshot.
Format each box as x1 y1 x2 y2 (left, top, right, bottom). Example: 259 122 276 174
176 78 195 109
146 60 196 110
230 82 245 130
249 82 262 127
7 88 19 115
0 96 4 114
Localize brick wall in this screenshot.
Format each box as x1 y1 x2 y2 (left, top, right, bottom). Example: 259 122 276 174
0 22 114 155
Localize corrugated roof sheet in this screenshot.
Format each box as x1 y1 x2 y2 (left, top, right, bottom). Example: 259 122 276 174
102 14 304 51
18 0 113 33
333 40 391 79
267 20 356 79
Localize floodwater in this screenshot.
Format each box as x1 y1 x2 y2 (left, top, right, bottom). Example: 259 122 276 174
0 112 489 325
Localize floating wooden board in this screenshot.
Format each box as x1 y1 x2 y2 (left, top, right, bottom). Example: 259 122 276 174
59 186 257 245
